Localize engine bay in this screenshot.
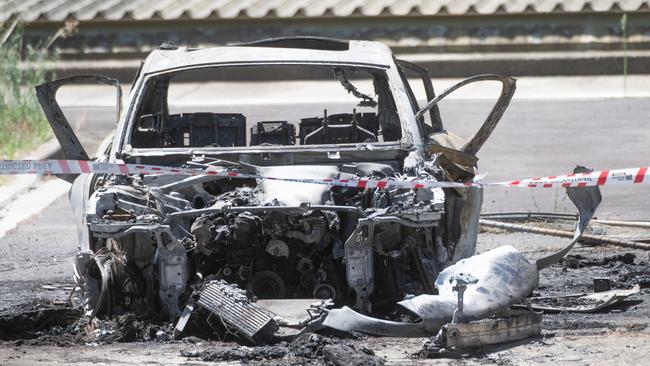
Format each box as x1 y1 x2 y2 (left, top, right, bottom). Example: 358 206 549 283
78 160 461 319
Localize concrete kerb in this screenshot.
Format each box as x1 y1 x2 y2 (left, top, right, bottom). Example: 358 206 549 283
0 138 63 209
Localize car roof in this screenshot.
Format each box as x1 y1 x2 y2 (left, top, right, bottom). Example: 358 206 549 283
140 38 395 75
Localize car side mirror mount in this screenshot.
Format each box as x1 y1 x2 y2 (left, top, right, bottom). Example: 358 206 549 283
137 114 161 133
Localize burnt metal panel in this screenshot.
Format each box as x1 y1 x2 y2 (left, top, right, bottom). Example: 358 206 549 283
444 310 542 348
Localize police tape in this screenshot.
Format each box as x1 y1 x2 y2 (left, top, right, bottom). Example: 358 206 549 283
490 167 649 188
0 159 648 190
0 159 192 176
0 159 472 189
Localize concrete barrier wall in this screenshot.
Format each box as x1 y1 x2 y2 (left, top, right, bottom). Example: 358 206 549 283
18 10 650 80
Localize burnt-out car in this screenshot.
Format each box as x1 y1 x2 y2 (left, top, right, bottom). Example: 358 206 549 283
37 37 517 327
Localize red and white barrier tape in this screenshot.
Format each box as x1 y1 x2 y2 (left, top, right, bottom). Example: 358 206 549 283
0 159 197 176
491 167 649 188
0 159 475 189
1 160 648 190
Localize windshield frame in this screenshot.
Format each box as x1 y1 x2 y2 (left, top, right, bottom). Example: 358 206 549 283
112 60 419 160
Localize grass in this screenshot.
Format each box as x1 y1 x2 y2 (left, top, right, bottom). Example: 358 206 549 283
0 25 54 159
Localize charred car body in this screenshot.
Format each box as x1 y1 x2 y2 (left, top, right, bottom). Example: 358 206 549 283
38 38 522 334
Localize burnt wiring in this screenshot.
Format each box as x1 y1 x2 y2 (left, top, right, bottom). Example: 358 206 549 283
332 67 377 107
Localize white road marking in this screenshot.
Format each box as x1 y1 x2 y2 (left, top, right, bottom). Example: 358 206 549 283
0 178 70 239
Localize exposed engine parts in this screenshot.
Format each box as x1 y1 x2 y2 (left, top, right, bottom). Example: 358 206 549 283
189 208 337 301
78 161 459 320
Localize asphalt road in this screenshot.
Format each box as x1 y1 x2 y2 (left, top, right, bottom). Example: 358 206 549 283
1 98 649 293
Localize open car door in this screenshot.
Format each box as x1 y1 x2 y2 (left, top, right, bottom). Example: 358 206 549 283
415 74 516 181
35 74 122 182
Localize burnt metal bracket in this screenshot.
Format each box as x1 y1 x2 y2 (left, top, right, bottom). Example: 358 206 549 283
450 273 478 323
345 226 374 313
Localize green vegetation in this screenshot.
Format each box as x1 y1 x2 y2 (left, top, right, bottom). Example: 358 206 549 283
0 23 53 159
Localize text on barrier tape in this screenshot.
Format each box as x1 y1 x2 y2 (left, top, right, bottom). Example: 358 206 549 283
0 159 472 189
0 160 648 190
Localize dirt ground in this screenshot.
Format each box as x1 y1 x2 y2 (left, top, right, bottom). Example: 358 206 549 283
1 229 649 366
